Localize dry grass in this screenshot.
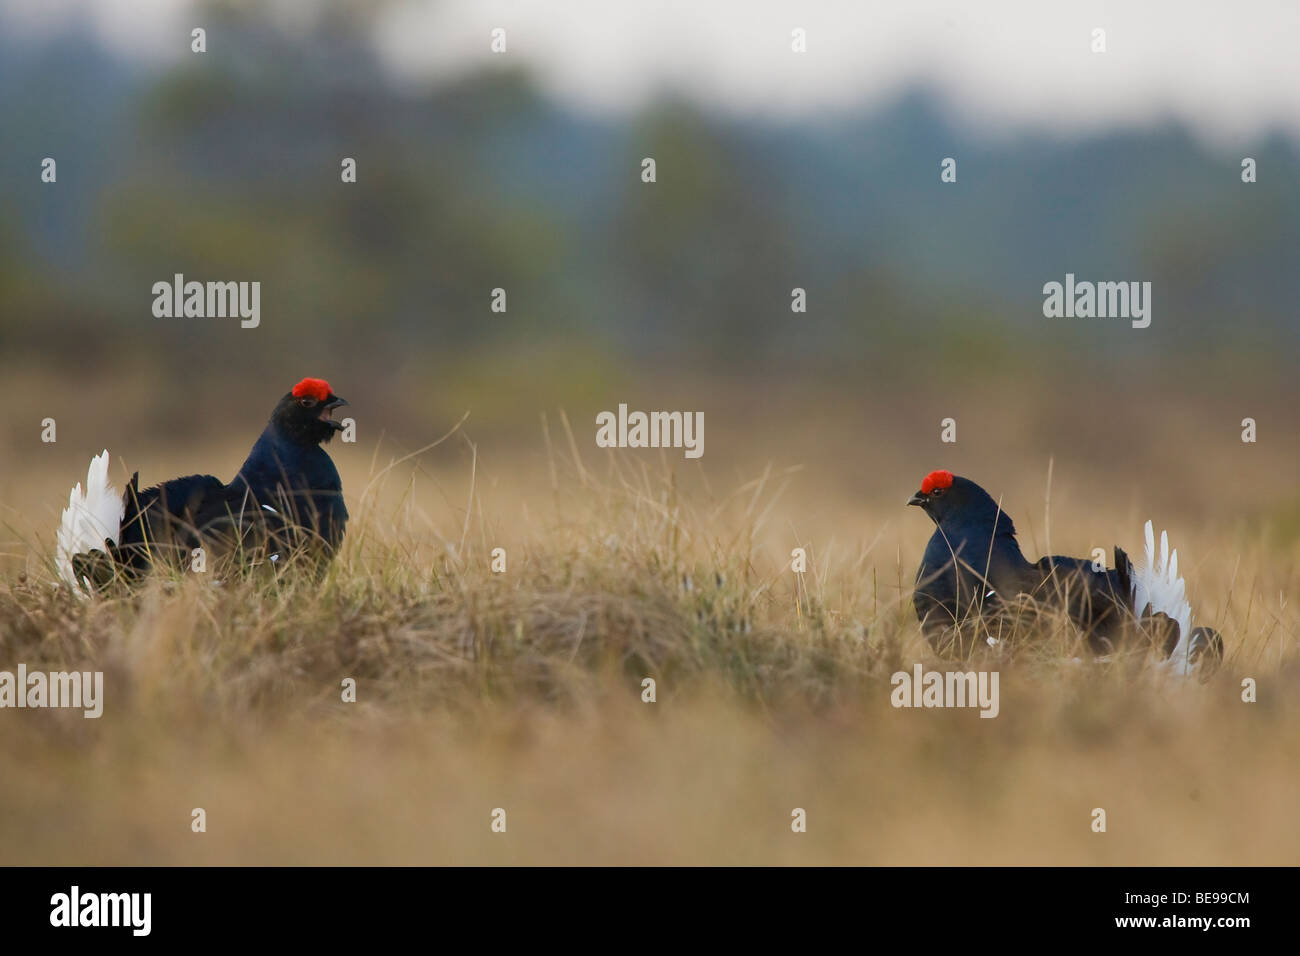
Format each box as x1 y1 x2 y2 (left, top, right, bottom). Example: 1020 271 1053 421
0 407 1297 865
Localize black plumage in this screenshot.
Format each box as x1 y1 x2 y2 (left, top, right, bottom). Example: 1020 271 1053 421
908 470 1220 670
72 378 349 586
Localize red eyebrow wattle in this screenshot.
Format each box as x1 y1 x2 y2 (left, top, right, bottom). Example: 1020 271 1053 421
291 378 332 402
921 470 954 494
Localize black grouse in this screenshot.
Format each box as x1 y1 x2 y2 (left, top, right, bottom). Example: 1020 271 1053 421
56 377 349 588
908 469 1223 677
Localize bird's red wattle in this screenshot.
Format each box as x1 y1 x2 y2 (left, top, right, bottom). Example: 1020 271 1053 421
921 470 954 495
292 377 332 402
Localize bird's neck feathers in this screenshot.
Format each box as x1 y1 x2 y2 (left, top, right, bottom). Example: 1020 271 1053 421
945 508 1017 538
936 510 1021 555
939 483 1019 538
235 425 328 484
269 412 334 449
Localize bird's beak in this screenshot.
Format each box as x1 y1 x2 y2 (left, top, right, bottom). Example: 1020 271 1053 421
321 395 349 431
907 492 925 507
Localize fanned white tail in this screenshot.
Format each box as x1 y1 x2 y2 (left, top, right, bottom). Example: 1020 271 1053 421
1130 520 1203 677
55 450 125 589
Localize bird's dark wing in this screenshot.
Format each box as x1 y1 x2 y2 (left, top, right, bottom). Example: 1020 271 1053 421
114 473 227 572
1031 555 1131 650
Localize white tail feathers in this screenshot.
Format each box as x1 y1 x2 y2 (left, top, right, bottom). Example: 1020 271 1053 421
1130 519 1198 675
56 450 125 589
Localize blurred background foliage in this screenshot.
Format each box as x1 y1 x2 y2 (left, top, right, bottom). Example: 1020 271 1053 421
0 1 1297 493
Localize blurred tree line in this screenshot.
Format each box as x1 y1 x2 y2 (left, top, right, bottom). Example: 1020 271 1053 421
1 1 1297 392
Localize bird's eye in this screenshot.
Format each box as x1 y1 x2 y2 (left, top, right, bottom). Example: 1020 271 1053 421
299 397 318 408
931 487 944 497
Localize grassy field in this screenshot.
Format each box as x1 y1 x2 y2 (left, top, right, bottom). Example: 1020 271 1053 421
1 378 1298 865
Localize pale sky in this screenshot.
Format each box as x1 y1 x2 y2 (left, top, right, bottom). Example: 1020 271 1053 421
4 0 1299 144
